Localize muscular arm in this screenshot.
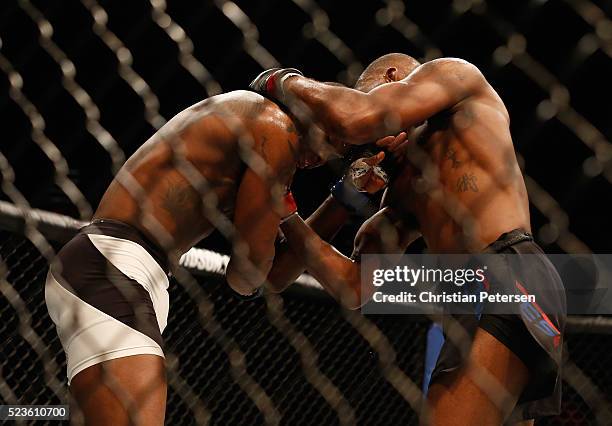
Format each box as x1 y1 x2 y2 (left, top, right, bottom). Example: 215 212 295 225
280 207 420 309
226 125 297 296
283 58 487 144
266 195 350 293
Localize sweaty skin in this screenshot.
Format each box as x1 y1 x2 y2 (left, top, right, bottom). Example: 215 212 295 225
75 90 343 426
274 58 537 425
96 91 294 254
95 89 351 296
283 58 530 252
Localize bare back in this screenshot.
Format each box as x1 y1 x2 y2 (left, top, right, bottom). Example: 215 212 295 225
279 58 530 252
385 67 530 252
94 90 298 258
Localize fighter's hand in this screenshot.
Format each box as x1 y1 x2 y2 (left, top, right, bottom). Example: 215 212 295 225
249 68 304 101
349 152 388 194
376 131 411 162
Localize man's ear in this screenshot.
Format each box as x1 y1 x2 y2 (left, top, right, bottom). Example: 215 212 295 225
385 67 399 82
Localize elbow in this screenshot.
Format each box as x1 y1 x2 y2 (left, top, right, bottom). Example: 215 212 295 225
340 288 364 310
226 268 259 296
342 294 363 310
226 257 271 297
336 267 365 310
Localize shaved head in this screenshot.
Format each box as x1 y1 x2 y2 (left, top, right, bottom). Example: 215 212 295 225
354 53 421 92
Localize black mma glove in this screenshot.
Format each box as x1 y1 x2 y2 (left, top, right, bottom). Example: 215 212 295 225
331 151 390 217
249 68 303 102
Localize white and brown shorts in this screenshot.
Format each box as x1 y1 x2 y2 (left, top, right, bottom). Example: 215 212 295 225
45 219 170 384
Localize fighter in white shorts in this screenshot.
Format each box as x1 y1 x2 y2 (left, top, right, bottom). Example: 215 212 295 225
44 87 370 425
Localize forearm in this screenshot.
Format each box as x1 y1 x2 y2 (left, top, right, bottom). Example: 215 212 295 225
266 196 350 292
284 77 386 144
279 214 363 309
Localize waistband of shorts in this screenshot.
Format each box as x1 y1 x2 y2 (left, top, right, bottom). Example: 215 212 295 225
81 219 170 273
486 228 534 253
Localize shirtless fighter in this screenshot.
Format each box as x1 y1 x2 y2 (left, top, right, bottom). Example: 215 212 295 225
43 89 363 424
252 54 566 424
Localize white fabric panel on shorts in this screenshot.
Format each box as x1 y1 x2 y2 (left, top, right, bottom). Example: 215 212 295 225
87 233 170 333
45 272 164 384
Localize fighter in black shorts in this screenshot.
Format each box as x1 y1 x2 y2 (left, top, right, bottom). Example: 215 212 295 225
252 54 566 424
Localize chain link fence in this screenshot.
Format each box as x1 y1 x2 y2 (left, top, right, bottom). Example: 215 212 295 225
1 0 612 424
1 218 611 425
0 226 430 425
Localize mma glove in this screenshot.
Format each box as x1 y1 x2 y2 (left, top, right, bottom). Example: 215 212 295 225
249 68 304 103
331 153 389 217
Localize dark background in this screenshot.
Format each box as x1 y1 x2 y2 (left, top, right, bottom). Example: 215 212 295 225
1 1 612 424
1 0 611 255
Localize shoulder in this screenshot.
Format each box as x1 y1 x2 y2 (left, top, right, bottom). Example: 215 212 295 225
193 90 299 166
224 92 298 180
421 60 509 121
417 58 482 77
216 90 295 125
414 58 486 88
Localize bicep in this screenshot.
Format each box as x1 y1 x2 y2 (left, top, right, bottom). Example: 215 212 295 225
228 129 295 279
367 60 485 131
366 79 455 133
231 168 280 267
226 167 281 295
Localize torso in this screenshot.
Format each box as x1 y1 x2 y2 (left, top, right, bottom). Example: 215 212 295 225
93 91 295 260
386 88 530 252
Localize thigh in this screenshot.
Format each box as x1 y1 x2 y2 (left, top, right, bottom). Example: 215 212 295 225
70 354 167 426
425 327 530 426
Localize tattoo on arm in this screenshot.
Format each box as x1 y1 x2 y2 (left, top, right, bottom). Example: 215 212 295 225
162 182 200 220
286 120 301 162
286 123 298 135
260 136 269 162
257 130 298 189
456 173 478 192
286 138 299 162
445 147 461 168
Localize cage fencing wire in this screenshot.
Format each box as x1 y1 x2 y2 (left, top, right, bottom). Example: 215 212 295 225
1 0 612 424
